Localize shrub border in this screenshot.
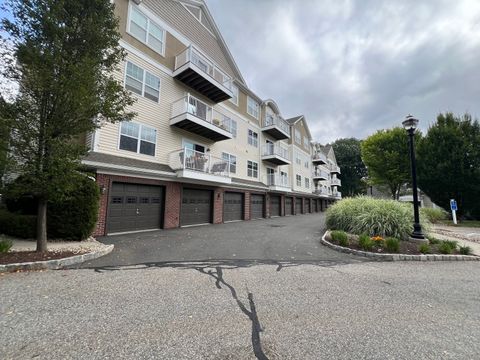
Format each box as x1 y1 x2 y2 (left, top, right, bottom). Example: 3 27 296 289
321 231 479 262
0 244 114 273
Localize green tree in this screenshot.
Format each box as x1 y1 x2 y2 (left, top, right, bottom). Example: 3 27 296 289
1 0 135 251
417 113 480 219
331 138 367 196
0 98 12 184
361 127 416 200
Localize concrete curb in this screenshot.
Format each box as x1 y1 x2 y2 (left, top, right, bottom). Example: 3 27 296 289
0 244 114 273
321 231 480 262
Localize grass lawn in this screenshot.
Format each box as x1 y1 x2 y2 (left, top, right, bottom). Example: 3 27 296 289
440 220 480 228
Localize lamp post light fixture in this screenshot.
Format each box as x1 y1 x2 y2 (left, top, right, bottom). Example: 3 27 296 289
402 114 425 240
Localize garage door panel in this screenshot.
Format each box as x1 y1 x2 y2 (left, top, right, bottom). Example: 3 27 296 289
306 200 311 213
224 192 243 222
181 189 212 226
107 182 164 234
285 197 293 216
251 194 264 219
270 195 281 217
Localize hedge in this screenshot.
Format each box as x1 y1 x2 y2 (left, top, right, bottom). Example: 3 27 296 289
0 209 36 239
3 174 100 240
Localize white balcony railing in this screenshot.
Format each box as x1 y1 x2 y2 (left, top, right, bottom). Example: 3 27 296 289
333 191 342 199
171 94 234 134
262 144 291 161
331 177 341 186
312 152 327 163
266 174 290 188
314 187 330 196
330 164 341 173
312 168 329 179
169 148 231 178
263 114 290 136
175 45 233 91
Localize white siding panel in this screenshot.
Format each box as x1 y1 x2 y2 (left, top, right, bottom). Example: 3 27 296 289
142 0 237 79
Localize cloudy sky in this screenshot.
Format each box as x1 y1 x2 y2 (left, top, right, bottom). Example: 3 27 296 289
206 0 480 143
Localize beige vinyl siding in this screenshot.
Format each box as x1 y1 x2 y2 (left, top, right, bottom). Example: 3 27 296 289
289 145 313 193
142 0 238 79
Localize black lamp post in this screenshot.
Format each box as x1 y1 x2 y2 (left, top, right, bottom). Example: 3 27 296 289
402 114 424 240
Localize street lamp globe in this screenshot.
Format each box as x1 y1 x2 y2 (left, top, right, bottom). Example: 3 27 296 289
402 114 419 131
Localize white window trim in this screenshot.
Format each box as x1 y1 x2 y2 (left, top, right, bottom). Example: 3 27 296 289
222 151 237 174
229 84 239 106
127 3 167 57
248 129 258 147
247 160 259 178
118 121 157 157
124 60 161 103
247 96 260 119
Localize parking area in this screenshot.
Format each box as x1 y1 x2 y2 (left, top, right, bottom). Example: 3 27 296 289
81 212 364 268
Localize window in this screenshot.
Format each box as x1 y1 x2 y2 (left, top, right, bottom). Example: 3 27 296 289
119 122 157 156
248 129 258 147
305 178 310 188
304 157 309 169
125 61 160 102
295 152 302 165
223 116 237 137
295 129 301 145
247 96 259 119
296 174 302 186
129 6 166 55
303 136 309 147
222 152 237 174
247 160 258 178
229 84 239 105
280 171 288 186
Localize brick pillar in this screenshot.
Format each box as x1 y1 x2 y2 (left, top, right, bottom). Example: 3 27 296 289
164 182 181 229
213 188 224 224
280 195 285 216
244 192 251 221
93 173 110 237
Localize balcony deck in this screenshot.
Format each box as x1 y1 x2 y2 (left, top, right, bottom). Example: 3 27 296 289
262 114 290 140
312 152 327 164
312 168 329 181
261 144 291 166
168 148 232 185
170 94 233 142
174 45 233 103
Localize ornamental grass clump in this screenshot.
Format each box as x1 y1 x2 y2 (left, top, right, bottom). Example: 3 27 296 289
326 196 430 240
358 234 374 251
385 237 400 253
330 230 349 247
419 243 431 254
420 207 448 224
459 245 472 255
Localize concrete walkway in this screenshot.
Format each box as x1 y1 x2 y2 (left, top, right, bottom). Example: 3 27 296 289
8 237 110 254
431 224 480 256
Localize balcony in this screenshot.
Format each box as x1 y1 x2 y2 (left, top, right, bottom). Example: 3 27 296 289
168 148 232 185
266 174 291 192
170 94 234 141
331 177 341 186
262 114 290 140
261 144 291 166
174 45 233 103
330 164 341 174
314 187 330 196
312 152 327 164
312 168 329 181
333 191 342 199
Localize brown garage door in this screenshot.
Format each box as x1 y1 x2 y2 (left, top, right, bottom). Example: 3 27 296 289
251 194 264 219
305 199 311 213
224 192 243 222
107 182 164 234
181 188 212 226
270 195 281 217
285 197 293 216
295 198 303 214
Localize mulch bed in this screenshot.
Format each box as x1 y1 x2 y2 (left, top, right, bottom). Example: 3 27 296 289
0 251 87 265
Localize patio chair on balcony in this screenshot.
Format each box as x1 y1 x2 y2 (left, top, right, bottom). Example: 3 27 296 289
211 161 227 174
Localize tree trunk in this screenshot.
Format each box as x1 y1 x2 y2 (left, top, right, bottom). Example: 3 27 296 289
36 198 47 252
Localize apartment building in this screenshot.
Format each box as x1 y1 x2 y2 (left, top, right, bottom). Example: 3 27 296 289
82 0 342 235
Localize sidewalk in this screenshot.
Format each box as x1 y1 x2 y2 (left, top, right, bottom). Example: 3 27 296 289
9 237 109 254
431 225 480 256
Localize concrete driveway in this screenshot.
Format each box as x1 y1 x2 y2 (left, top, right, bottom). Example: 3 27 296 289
81 212 364 268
